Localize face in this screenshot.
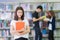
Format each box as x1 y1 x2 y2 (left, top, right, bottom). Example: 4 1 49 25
36 8 42 13
47 12 52 16
17 10 23 18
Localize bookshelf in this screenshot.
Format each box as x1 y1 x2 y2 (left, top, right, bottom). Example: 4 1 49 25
0 2 60 40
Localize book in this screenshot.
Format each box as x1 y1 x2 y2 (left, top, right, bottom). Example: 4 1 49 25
14 4 19 10
53 3 60 10
0 30 2 37
41 3 48 10
16 22 25 31
26 12 32 19
20 4 30 11
6 4 13 11
0 3 5 11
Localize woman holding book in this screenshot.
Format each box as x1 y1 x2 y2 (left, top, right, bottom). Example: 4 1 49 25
10 7 30 40
44 10 56 40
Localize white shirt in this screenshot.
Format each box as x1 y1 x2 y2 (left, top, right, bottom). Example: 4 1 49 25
48 18 53 30
10 19 29 39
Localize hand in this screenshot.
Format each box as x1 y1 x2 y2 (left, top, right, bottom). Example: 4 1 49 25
13 30 17 33
39 17 43 20
17 28 25 33
13 30 24 35
19 31 26 35
44 19 48 22
12 30 19 35
43 18 49 22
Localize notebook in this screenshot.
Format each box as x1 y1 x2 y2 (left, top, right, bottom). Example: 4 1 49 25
16 22 25 31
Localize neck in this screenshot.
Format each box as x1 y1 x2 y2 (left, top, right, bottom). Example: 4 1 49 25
18 18 22 21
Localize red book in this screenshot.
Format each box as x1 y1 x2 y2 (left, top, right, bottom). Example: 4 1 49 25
16 22 25 31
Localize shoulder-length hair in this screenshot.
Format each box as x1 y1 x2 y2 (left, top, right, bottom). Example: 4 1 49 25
47 10 55 18
14 7 24 20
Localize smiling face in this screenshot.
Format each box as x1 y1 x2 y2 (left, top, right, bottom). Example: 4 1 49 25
17 10 23 18
14 7 24 20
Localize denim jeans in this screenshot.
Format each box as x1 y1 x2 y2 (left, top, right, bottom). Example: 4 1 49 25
34 27 42 40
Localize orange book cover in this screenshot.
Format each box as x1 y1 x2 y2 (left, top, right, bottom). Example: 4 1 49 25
16 22 25 31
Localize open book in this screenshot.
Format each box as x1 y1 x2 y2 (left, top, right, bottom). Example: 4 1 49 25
16 22 25 31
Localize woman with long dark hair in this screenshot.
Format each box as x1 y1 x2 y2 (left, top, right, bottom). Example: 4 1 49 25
10 7 30 40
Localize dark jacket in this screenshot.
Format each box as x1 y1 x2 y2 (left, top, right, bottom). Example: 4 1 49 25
48 17 56 31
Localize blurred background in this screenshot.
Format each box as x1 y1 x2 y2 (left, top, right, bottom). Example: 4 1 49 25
0 0 60 40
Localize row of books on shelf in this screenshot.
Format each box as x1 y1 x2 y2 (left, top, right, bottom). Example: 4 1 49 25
0 12 60 28
0 11 60 20
0 38 12 40
0 12 14 20
56 22 60 27
0 12 32 20
0 20 11 28
30 29 60 37
55 12 60 19
30 29 48 37
0 30 10 37
0 3 47 11
0 3 60 11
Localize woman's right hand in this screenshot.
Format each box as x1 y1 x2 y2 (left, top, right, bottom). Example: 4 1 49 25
16 28 25 33
43 18 50 22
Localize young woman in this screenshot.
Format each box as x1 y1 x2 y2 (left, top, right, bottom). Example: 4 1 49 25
44 10 56 40
10 7 30 40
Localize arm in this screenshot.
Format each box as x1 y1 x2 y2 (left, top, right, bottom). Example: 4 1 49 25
10 21 20 36
33 17 40 22
19 26 30 35
33 16 44 22
10 25 17 35
52 17 56 30
19 20 30 35
32 12 41 22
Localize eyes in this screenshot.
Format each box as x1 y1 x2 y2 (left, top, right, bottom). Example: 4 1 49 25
17 10 23 13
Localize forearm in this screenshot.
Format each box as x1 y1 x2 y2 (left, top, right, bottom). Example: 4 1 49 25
10 30 18 35
24 29 30 34
19 28 30 35
33 18 40 22
33 16 45 22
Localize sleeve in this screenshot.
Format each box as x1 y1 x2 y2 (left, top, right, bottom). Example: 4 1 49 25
47 19 52 24
32 12 36 18
25 19 29 26
52 17 56 30
41 12 45 16
10 20 14 34
10 20 15 27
